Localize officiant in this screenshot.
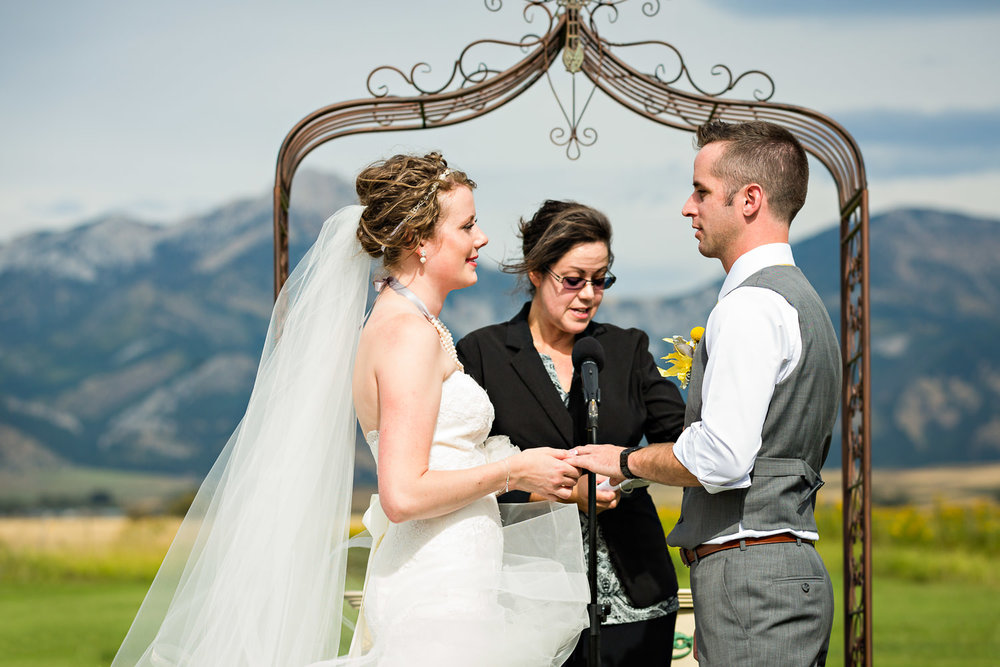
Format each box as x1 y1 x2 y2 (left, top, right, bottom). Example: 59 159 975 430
457 200 685 666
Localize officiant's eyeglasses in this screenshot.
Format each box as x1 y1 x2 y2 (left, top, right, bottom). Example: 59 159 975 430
546 269 616 291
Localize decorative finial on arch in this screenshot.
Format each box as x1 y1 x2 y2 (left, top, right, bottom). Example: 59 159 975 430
560 0 589 73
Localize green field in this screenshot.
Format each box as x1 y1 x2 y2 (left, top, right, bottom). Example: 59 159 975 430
0 581 141 667
1 502 998 666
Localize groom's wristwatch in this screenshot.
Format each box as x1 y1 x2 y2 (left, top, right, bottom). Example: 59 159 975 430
620 446 641 480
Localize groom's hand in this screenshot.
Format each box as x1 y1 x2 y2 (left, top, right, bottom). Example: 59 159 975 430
566 445 625 486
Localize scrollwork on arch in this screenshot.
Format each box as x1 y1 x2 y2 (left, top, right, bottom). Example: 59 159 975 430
604 38 776 101
366 36 548 99
587 0 661 24
365 1 567 100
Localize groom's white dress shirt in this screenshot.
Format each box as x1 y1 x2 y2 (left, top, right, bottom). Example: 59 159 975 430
672 243 820 544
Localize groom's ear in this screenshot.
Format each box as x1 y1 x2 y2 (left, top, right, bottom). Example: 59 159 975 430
741 183 763 218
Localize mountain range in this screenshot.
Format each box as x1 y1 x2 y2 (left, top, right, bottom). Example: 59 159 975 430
2 172 998 495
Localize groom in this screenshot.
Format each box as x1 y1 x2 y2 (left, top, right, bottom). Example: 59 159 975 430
570 120 841 666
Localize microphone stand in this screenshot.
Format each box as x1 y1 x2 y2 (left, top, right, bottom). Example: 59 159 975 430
585 391 604 667
573 337 606 667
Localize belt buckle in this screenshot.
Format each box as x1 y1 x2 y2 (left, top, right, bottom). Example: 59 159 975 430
679 547 698 567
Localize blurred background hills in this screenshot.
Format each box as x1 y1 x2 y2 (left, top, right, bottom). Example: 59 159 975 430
2 171 998 510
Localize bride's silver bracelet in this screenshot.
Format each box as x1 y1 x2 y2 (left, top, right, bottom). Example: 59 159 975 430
496 459 510 496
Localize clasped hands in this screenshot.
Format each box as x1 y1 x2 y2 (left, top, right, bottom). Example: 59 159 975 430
518 445 628 514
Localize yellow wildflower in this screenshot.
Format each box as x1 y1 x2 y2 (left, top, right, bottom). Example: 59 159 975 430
658 327 705 389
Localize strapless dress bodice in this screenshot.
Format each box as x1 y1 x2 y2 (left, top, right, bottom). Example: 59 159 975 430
365 371 495 471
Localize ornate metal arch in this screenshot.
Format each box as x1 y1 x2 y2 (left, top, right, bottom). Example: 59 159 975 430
272 2 871 664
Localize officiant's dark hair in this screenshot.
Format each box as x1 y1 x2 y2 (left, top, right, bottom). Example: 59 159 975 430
502 200 613 296
696 120 809 225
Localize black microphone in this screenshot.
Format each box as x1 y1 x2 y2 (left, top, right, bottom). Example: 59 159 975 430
572 337 604 432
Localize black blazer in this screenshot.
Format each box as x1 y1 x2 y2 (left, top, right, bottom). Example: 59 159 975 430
456 302 685 608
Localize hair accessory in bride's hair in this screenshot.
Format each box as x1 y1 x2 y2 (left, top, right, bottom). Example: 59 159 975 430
380 168 453 252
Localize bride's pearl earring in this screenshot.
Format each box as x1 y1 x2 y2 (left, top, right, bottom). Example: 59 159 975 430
419 249 427 264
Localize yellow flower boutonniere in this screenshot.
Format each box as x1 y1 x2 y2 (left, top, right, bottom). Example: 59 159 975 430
658 326 705 389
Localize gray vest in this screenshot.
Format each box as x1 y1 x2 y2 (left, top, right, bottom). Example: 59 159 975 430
666 265 842 549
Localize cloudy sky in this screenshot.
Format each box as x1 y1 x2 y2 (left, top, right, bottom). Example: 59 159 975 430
2 0 998 295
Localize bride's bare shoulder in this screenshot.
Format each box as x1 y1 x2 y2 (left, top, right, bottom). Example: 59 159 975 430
362 306 437 354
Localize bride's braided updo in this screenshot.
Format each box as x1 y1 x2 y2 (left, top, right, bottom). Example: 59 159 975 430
356 152 476 268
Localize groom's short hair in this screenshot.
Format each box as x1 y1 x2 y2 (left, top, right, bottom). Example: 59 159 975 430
696 120 809 225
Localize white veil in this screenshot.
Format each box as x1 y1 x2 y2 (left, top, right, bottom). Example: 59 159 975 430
112 205 370 666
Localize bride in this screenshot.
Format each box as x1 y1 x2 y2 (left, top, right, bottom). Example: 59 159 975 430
111 152 589 666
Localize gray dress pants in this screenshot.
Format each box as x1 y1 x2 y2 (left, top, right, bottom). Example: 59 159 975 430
689 540 834 666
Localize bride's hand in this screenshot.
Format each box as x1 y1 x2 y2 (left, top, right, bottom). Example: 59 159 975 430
571 475 620 514
509 448 581 501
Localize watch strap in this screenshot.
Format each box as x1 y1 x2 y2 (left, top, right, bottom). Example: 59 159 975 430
620 446 641 480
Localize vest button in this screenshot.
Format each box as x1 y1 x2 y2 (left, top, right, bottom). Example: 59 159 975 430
802 583 811 593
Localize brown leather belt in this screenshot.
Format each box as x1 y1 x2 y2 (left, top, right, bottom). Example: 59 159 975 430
679 534 813 566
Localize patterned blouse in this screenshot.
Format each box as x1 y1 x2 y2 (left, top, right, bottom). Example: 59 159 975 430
539 353 678 624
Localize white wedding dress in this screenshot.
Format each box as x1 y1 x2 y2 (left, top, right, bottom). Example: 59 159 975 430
111 206 587 667
340 371 589 667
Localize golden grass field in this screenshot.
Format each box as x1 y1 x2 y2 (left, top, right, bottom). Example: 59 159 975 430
648 461 1000 508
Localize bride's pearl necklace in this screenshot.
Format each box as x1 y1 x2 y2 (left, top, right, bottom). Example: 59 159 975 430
429 315 463 372
378 276 464 372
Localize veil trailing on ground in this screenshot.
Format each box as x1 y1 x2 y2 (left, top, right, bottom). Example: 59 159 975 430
112 205 370 666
